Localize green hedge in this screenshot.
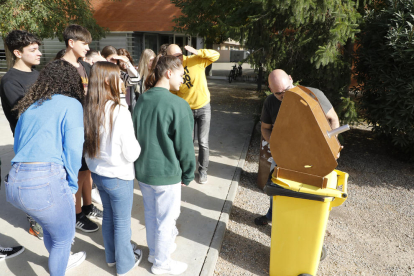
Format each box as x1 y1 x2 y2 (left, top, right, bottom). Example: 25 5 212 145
354 0 414 155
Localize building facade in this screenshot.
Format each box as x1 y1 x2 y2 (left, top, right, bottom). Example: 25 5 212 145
0 0 203 72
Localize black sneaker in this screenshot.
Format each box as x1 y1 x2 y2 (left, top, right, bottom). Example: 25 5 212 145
82 204 103 220
76 212 99 233
116 249 142 276
199 171 208 184
0 246 25 260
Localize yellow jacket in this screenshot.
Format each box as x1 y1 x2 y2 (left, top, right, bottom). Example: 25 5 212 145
172 49 220 109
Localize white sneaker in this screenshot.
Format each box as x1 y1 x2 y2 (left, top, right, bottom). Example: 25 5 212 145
108 243 138 267
148 243 177 263
91 187 102 205
66 251 86 271
151 260 187 275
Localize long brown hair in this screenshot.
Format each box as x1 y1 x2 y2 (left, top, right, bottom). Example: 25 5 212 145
13 59 84 117
84 61 121 158
145 55 182 89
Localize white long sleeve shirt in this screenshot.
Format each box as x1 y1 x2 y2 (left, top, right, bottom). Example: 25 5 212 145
86 101 140 180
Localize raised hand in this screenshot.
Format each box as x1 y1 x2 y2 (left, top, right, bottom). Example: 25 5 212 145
184 45 199 55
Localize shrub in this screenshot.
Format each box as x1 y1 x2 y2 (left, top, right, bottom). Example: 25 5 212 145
353 0 414 155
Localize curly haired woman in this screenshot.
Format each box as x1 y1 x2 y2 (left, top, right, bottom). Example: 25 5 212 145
5 60 86 275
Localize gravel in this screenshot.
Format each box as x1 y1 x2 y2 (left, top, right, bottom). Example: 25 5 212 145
214 107 414 275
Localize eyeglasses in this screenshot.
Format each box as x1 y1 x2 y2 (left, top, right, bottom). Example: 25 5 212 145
274 84 293 96
174 53 183 58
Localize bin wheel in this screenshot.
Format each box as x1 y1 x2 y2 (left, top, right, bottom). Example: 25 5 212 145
320 245 327 261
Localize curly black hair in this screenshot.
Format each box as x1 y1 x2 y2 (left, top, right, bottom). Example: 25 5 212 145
13 59 84 117
5 30 42 60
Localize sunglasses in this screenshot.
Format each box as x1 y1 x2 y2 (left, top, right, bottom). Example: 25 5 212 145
274 84 293 95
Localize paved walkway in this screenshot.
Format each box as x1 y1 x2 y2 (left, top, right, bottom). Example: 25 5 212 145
0 79 257 276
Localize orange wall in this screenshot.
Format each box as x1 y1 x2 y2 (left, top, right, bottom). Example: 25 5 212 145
91 0 182 32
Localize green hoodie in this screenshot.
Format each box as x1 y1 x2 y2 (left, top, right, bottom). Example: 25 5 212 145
133 87 195 185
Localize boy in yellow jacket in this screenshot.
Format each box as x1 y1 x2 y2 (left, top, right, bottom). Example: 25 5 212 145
167 44 220 184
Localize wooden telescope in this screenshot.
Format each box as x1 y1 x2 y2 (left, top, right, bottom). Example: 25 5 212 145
269 86 349 189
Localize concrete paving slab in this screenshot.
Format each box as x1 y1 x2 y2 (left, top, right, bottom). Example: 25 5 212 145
0 79 257 276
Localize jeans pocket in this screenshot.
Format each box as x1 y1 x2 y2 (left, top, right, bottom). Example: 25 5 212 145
19 183 54 211
101 177 120 191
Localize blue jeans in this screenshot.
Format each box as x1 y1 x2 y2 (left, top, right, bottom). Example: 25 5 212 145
5 163 75 276
139 182 180 268
91 173 135 275
192 102 211 174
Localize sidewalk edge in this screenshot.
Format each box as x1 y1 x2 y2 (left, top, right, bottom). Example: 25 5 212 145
199 121 255 276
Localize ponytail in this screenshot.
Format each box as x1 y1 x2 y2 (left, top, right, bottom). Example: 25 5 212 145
145 55 182 89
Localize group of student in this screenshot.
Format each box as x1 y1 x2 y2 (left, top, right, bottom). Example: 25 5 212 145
0 23 220 276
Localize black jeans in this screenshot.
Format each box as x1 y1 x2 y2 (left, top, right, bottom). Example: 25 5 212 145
192 103 211 174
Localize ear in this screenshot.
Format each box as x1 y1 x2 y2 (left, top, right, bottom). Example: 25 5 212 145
13 49 23 59
166 69 172 79
104 77 110 86
68 39 75 48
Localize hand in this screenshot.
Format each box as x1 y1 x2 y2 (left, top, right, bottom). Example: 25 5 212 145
95 52 107 62
113 55 131 64
181 182 186 187
184 45 199 55
73 194 76 204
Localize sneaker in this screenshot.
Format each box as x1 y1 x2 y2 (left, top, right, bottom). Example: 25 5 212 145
148 243 177 263
28 217 43 240
91 187 102 205
254 215 269 226
151 260 188 275
66 251 86 271
108 243 138 267
76 212 99 232
82 204 103 220
117 249 143 276
0 246 24 260
199 171 208 184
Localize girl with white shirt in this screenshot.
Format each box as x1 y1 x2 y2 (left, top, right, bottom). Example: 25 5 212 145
84 62 142 276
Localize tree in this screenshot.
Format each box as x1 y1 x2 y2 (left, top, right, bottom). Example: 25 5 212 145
0 0 108 69
353 0 414 156
172 0 362 122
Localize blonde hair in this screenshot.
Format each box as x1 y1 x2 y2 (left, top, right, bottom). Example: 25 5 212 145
138 49 156 80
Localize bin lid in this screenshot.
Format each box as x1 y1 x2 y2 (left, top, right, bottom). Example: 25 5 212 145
271 170 348 199
269 86 342 178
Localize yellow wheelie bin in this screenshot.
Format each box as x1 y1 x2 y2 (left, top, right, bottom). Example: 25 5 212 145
264 169 348 276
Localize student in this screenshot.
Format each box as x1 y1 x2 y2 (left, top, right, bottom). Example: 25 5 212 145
85 50 106 66
61 24 103 233
158 44 169 56
136 49 156 96
84 62 142 275
133 55 195 275
101 46 140 108
117 48 140 110
6 60 87 275
0 29 44 240
166 44 220 184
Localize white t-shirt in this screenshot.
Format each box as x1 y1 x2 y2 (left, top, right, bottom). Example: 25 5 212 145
86 101 140 180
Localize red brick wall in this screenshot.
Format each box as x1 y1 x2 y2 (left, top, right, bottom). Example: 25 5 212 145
91 0 182 32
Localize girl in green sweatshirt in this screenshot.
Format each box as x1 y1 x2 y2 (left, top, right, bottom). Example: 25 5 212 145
133 55 195 275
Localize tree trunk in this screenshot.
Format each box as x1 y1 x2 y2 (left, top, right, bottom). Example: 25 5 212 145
4 41 14 70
